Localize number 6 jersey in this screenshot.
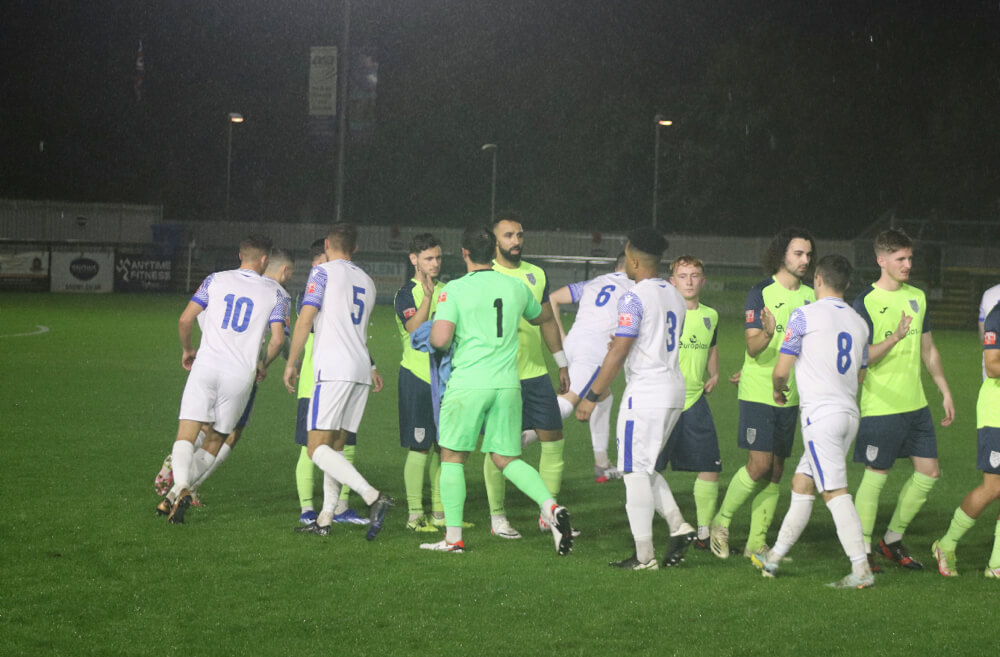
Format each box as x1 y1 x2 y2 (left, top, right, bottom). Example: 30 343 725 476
301 259 376 384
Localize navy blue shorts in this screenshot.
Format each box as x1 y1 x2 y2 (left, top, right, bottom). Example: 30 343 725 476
976 427 1000 474
655 395 722 473
296 397 356 447
737 400 798 458
235 383 258 430
398 366 438 450
852 406 937 470
520 374 563 432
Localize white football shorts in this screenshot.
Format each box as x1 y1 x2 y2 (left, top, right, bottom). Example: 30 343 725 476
794 412 860 493
178 361 254 435
308 380 370 433
616 404 683 475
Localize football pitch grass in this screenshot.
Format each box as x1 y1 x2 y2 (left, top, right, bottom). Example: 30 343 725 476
1 292 997 657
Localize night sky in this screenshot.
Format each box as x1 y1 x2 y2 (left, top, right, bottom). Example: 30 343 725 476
3 1 1000 237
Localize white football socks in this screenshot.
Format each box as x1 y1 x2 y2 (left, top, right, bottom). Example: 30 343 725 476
827 493 869 576
311 444 377 505
772 491 815 560
624 472 656 563
170 440 195 491
651 472 685 533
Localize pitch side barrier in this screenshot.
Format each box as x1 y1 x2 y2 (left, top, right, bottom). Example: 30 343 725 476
0 241 173 294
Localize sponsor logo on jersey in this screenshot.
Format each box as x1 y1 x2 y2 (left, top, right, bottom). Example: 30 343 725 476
745 309 755 323
403 307 416 319
879 306 888 314
866 445 879 463
774 302 785 309
746 428 756 445
703 316 712 331
526 273 536 286
985 331 997 346
437 291 447 303
909 299 919 313
618 313 633 327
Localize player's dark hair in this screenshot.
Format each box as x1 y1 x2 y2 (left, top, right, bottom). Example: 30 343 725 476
874 228 913 255
626 227 669 260
492 209 525 229
762 226 815 275
309 238 326 259
814 254 852 294
409 232 441 255
327 222 359 253
462 224 496 265
239 234 273 259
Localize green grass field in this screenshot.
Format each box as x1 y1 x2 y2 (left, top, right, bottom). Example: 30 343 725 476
1 292 997 657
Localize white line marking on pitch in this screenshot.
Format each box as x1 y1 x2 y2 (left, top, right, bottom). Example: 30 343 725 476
0 325 50 338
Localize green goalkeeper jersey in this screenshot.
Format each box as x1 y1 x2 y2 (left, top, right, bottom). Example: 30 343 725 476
678 303 718 411
491 259 550 380
852 283 929 417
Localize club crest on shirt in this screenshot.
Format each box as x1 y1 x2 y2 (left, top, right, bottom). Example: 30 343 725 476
403 307 416 319
437 291 447 303
866 445 879 463
783 327 794 342
746 428 756 445
526 273 536 285
703 316 712 331
618 312 633 327
985 331 997 346
414 428 426 444
745 309 755 323
908 299 919 313
306 281 317 294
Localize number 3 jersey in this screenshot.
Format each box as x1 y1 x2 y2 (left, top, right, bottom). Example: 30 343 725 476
779 297 870 425
301 259 376 385
190 268 289 377
614 277 686 409
563 271 634 358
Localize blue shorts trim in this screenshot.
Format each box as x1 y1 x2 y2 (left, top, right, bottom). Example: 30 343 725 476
398 367 438 450
655 395 721 472
623 420 634 472
852 406 937 469
520 374 562 432
737 400 797 458
977 427 1000 474
297 396 357 447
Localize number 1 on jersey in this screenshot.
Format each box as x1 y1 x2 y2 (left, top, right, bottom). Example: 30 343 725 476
494 298 503 338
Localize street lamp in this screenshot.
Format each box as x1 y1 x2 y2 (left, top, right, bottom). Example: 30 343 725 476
226 112 244 221
481 143 497 222
652 114 672 229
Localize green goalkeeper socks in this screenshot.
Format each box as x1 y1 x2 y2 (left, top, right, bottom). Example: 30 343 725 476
483 456 507 516
500 458 553 509
439 461 466 528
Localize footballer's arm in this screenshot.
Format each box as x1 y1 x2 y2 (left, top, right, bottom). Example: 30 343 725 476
283 304 317 393
177 301 204 370
771 352 795 406
745 307 775 358
430 319 455 351
985 348 1000 379
576 335 634 421
534 303 570 393
920 332 955 426
258 321 286 381
548 285 573 340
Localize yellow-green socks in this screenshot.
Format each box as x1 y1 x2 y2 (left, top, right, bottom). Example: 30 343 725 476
501 458 553 509
296 446 315 509
887 471 937 537
339 445 356 502
991 520 1000 570
747 482 780 553
713 466 760 529
404 450 429 516
429 449 443 515
939 507 975 552
483 456 507 516
854 469 887 546
693 478 719 531
439 461 466 528
538 440 565 497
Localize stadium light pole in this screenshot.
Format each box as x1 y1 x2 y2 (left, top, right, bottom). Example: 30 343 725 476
652 114 672 229
226 112 244 221
482 143 498 222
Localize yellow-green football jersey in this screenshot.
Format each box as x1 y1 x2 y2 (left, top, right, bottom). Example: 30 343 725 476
491 260 550 380
678 303 719 411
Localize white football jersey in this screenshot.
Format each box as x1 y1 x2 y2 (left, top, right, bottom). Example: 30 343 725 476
301 259 374 384
780 297 870 424
563 272 634 357
613 277 686 408
190 268 288 377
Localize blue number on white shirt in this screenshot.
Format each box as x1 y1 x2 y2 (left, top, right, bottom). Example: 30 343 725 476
666 310 677 351
595 284 615 307
221 294 254 333
351 286 366 325
836 331 852 374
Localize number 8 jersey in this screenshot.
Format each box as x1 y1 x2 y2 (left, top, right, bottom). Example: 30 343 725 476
614 278 686 409
779 297 870 425
191 268 289 377
301 259 376 384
